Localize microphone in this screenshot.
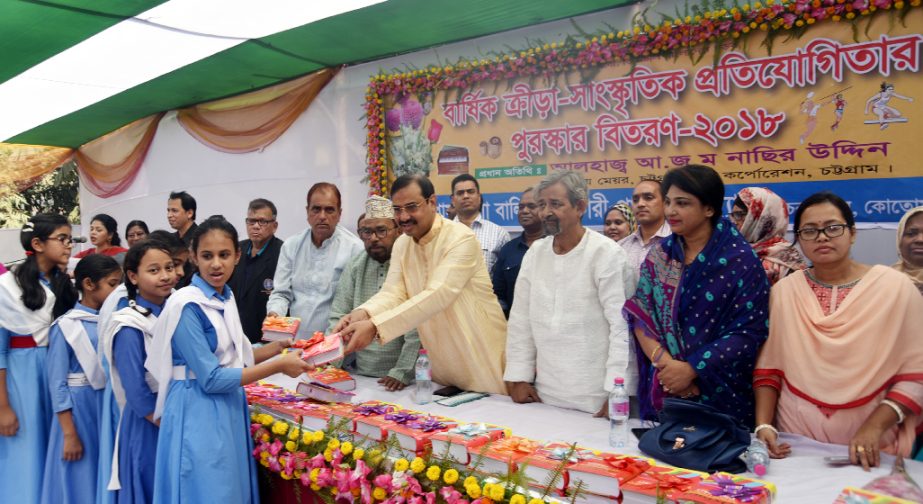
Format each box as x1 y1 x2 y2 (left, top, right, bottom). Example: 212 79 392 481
72 236 89 244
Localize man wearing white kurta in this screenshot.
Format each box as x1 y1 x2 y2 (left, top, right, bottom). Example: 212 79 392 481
504 171 636 415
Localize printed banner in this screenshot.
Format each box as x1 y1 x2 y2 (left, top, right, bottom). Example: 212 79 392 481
385 11 923 225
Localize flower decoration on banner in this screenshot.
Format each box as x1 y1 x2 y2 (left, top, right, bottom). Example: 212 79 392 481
249 407 573 504
362 0 921 195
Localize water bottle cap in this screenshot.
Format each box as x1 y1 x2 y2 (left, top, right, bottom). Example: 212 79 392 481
753 463 766 477
614 377 624 385
419 349 427 355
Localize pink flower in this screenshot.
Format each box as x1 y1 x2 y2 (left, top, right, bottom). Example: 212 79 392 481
873 0 890 7
401 99 424 129
441 488 463 504
269 439 283 456
332 449 345 467
317 468 336 487
406 476 423 495
424 492 436 504
268 457 281 472
385 109 402 132
427 119 443 143
852 0 869 8
336 492 355 504
301 472 312 487
310 453 327 469
374 474 393 490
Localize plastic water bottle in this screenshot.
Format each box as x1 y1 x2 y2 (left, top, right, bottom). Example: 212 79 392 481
608 377 629 448
743 438 770 476
414 349 433 405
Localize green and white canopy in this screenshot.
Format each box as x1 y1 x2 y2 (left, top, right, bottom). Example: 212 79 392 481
1 0 633 148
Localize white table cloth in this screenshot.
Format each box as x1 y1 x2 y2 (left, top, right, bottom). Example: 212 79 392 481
263 373 923 503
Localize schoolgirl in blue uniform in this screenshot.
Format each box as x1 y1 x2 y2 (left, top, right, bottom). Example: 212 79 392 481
0 214 78 503
41 254 122 504
149 216 308 504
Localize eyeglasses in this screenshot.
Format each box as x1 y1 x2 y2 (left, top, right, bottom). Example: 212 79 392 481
245 218 276 227
49 234 74 246
796 223 849 241
358 226 395 239
729 210 747 221
392 200 426 216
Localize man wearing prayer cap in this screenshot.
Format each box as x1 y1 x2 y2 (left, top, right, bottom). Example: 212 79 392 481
334 174 507 395
327 195 421 390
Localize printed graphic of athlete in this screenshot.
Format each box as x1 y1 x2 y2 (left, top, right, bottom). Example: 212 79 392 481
865 82 913 130
799 91 822 144
829 93 847 131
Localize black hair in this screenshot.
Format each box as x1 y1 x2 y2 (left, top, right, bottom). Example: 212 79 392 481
147 229 187 256
125 219 149 237
58 254 121 318
248 198 278 218
123 239 172 302
733 196 746 210
392 174 435 199
662 164 725 226
91 213 121 247
635 178 663 197
168 191 197 220
15 214 77 313
451 173 480 194
792 191 855 244
306 183 342 209
191 215 240 253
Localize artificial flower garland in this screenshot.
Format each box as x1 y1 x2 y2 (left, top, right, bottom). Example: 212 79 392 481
363 0 922 195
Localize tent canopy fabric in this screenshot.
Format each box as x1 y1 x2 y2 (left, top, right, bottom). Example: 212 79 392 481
2 0 635 148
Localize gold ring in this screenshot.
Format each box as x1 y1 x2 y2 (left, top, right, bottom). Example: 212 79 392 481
856 446 865 453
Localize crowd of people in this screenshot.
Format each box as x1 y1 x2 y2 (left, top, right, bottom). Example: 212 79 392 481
0 165 921 503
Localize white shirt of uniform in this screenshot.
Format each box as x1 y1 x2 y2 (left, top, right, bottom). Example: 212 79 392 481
504 229 636 414
455 213 510 274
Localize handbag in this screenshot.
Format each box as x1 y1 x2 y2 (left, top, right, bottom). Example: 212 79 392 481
638 398 751 473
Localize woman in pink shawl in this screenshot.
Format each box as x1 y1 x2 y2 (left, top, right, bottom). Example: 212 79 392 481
730 187 806 285
754 192 923 470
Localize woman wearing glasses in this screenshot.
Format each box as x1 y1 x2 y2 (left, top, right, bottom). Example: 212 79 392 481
729 187 806 285
754 192 923 470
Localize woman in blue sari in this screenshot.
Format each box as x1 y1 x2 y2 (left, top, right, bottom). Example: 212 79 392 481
624 165 770 426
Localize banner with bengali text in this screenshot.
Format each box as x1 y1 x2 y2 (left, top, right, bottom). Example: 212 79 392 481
385 11 923 226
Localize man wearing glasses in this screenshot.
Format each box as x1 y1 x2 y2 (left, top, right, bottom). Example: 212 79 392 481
268 183 363 339
335 174 508 395
228 198 285 343
326 196 421 391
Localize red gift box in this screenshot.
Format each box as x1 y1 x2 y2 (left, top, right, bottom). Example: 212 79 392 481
469 436 539 476
620 464 705 503
567 453 652 498
431 423 506 465
347 402 400 441
307 366 356 391
676 472 775 504
383 413 456 457
519 442 596 494
261 316 301 341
